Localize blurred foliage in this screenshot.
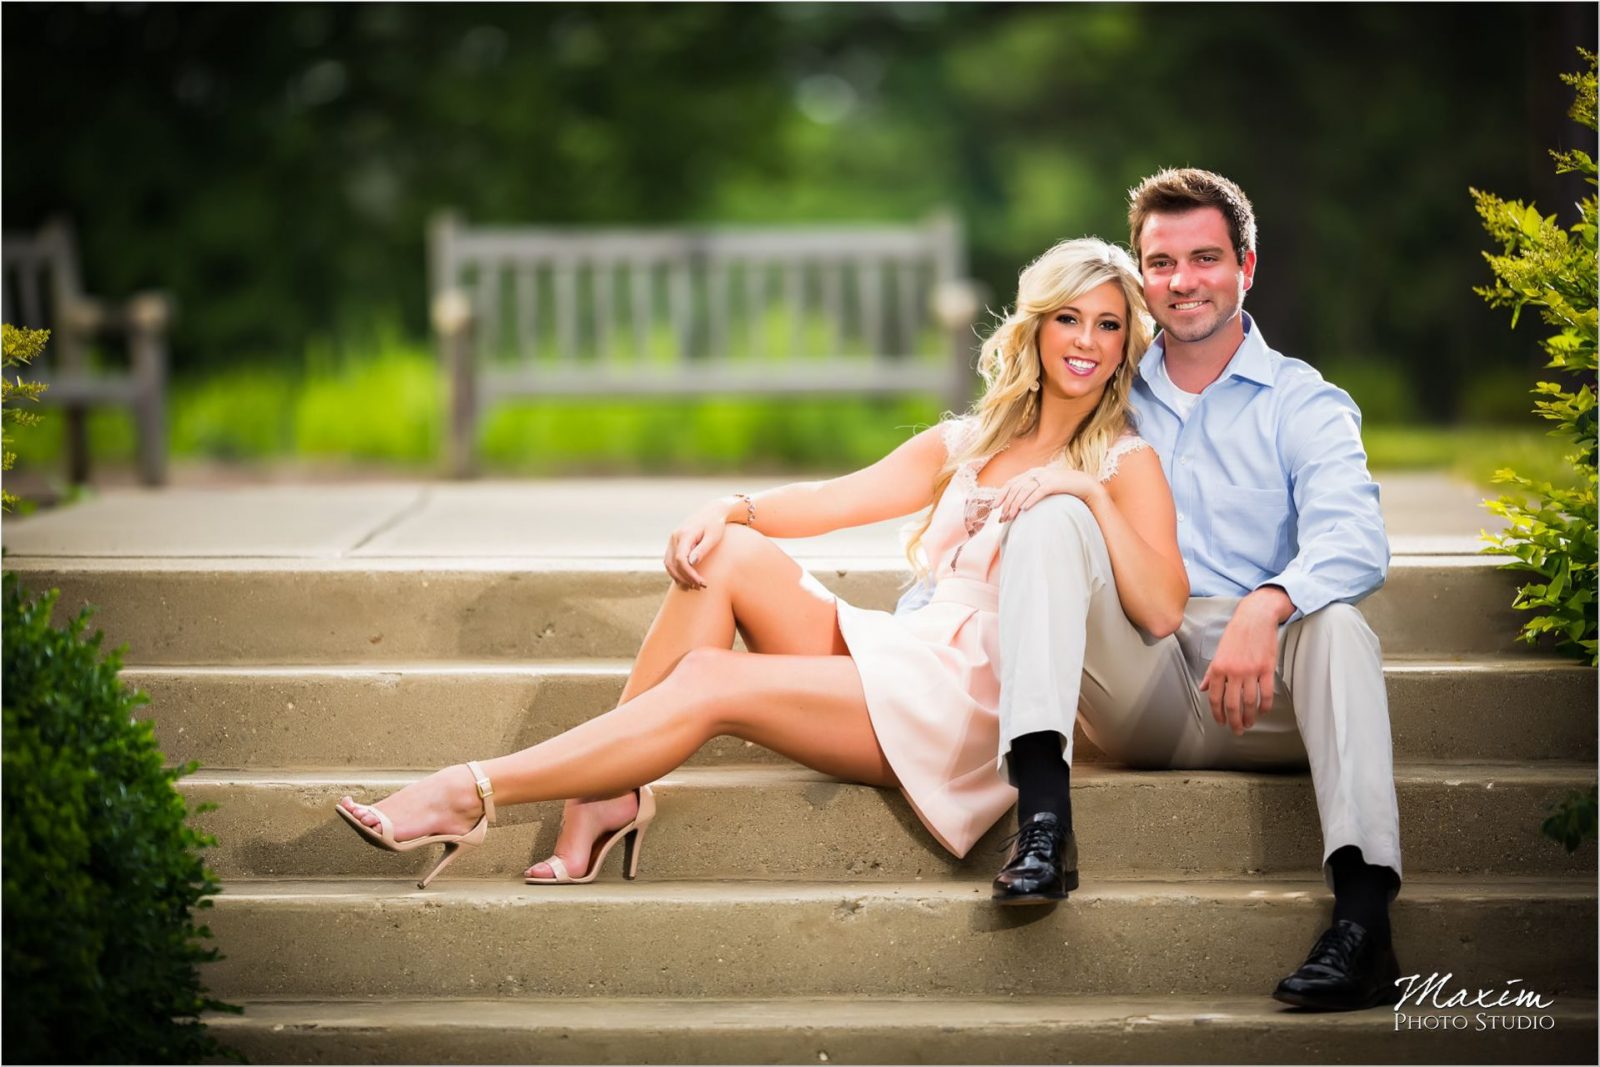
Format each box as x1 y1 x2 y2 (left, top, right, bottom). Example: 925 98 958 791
2 324 50 510
4 2 1595 425
1475 49 1597 667
2 573 240 1063
9 342 1571 484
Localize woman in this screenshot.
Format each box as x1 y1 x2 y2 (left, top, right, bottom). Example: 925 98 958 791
336 237 1188 888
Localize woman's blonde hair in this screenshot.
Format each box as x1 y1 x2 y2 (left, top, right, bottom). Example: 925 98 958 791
905 237 1153 578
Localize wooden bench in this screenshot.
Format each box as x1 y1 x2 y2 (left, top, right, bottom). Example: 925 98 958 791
1 218 170 485
428 212 981 476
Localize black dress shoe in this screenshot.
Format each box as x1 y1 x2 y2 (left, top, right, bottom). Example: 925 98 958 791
1272 919 1402 1011
991 812 1079 905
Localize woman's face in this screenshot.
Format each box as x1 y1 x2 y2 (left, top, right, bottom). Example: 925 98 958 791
1034 279 1127 402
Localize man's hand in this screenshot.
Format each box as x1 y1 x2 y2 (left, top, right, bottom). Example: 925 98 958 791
1199 586 1295 735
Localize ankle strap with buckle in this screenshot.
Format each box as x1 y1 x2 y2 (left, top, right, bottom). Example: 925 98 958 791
466 760 497 823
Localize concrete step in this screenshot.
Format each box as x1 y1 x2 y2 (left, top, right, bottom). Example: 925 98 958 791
207 993 1599 1065
134 656 1596 768
202 876 1596 1000
183 763 1597 881
5 555 1541 664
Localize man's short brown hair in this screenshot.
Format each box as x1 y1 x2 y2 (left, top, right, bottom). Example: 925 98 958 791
1127 168 1257 266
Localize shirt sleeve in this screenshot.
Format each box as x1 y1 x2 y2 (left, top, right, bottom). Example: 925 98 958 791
1265 379 1390 620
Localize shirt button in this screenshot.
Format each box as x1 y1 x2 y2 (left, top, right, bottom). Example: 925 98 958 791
1182 457 1192 465
1177 513 1186 523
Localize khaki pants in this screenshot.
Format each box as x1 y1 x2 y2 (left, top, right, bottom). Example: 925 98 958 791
996 495 1403 887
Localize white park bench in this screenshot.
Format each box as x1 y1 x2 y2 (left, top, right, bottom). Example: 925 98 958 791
428 212 981 476
1 219 170 485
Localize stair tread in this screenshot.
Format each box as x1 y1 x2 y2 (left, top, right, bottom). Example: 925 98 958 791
185 761 1600 786
124 653 1592 675
212 992 1598 1028
215 874 1598 903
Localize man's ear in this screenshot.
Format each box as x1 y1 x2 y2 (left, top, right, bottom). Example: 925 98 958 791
1240 249 1258 293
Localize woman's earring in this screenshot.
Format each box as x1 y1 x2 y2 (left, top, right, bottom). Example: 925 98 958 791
1028 379 1040 393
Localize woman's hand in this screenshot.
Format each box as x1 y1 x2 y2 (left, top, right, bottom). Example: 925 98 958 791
996 465 1106 524
664 500 733 590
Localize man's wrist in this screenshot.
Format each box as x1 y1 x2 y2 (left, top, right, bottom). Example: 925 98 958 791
1246 584 1296 624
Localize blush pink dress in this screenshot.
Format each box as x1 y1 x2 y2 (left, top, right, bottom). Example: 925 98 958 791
833 418 1150 858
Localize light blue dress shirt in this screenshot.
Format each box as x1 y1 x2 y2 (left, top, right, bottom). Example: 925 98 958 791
1130 313 1389 621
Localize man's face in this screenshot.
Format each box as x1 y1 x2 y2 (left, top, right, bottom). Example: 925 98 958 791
1137 207 1256 345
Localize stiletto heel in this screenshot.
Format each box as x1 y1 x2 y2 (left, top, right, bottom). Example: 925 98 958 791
335 760 498 889
621 827 644 880
527 784 656 885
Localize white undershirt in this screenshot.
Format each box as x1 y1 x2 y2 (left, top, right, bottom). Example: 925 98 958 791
1157 358 1203 419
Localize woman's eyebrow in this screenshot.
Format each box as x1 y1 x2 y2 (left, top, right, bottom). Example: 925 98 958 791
1058 304 1125 320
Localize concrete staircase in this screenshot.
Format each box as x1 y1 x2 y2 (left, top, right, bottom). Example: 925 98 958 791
0 470 1593 1062
4 477 1595 1064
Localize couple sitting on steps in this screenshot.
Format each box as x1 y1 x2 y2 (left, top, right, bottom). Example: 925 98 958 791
337 167 1403 1013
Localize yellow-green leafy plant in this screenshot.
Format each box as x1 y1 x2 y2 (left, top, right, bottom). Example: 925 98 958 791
1473 49 1597 853
1474 50 1597 666
2 324 50 511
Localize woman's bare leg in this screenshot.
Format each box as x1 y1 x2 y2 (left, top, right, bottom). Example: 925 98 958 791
337 648 893 840
337 527 892 870
531 523 851 876
621 522 847 701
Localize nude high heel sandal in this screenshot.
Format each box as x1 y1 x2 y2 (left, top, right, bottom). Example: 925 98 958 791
336 761 498 889
525 785 656 885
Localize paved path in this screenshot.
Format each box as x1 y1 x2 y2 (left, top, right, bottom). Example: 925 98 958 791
4 472 1503 560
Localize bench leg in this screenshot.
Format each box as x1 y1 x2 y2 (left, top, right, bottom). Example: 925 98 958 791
445 327 478 479
130 306 169 486
65 406 90 485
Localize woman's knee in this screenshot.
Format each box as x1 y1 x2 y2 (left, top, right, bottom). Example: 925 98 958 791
698 521 772 579
660 647 738 731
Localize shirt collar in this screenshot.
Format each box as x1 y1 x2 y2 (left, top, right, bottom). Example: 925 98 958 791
1139 312 1276 389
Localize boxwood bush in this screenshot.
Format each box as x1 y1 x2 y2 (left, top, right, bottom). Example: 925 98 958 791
2 572 238 1063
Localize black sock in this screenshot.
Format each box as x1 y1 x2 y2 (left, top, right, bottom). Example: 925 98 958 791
1329 845 1396 945
1010 730 1072 830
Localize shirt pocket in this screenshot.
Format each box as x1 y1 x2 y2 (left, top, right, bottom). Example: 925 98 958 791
1210 483 1293 577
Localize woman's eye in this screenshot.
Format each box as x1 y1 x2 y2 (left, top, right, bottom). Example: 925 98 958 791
1056 314 1076 325
1098 321 1121 331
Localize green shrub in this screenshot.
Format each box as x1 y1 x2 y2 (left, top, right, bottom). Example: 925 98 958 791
1473 49 1598 667
1472 50 1598 857
1 573 239 1063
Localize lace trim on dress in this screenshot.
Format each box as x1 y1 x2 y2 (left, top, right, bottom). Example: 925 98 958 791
1096 434 1151 482
954 432 1150 495
938 417 975 455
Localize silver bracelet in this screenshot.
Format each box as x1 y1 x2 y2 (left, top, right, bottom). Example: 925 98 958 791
732 492 756 527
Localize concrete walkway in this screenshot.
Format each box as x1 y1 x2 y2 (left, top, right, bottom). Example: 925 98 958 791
3 471 1503 560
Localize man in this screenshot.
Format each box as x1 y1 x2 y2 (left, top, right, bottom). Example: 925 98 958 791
989 168 1402 1012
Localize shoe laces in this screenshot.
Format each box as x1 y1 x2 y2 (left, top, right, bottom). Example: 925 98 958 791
1303 921 1364 971
997 818 1061 856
